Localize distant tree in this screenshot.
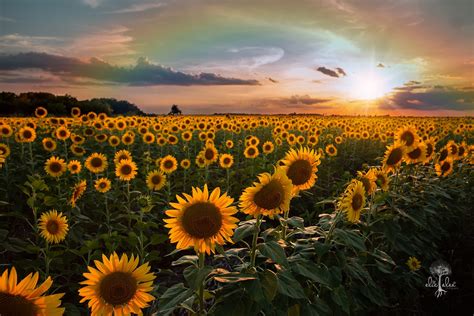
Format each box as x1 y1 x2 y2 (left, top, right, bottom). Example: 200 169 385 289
168 104 182 115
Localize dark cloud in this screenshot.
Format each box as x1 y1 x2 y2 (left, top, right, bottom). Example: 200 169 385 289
316 66 346 78
377 63 385 68
0 52 260 86
287 94 331 105
267 77 279 83
379 83 474 111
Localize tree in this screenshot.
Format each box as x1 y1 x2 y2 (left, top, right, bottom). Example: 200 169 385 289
168 104 182 115
429 260 451 297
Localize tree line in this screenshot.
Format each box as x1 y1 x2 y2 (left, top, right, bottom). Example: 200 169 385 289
0 92 146 116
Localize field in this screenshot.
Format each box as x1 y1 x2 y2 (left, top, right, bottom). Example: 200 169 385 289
0 108 473 315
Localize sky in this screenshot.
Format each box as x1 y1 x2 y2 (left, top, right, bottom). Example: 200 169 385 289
0 0 473 115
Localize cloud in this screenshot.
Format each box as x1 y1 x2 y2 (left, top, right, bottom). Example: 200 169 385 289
379 82 474 111
377 63 385 68
0 52 260 86
108 2 165 14
229 47 285 69
267 77 278 83
0 34 63 54
82 0 103 8
316 66 346 78
0 16 15 22
287 94 332 106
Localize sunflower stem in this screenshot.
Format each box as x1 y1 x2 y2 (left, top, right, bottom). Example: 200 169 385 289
249 215 262 270
198 251 206 315
281 209 290 240
226 168 230 193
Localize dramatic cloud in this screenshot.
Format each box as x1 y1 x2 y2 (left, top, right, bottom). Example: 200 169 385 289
287 94 332 106
316 66 346 78
379 83 474 111
0 52 260 86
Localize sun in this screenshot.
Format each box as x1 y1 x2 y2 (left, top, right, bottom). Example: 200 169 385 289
352 72 390 100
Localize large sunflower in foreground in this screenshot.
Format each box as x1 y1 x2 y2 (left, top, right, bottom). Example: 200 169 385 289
44 156 66 178
382 142 406 173
239 168 293 218
164 184 239 254
338 179 366 223
281 147 321 194
0 267 64 316
78 253 155 316
38 210 69 244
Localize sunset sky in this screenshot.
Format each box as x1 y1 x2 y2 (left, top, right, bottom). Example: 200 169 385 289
0 0 473 115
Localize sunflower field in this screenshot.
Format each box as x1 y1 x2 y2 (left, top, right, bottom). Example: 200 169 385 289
0 107 473 315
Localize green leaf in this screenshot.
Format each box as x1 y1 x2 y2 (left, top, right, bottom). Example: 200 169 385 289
260 269 278 301
257 240 289 267
233 222 255 243
331 286 350 314
172 255 198 267
286 216 304 228
334 228 366 252
157 283 194 316
184 265 213 290
150 234 168 245
277 270 306 299
291 261 331 286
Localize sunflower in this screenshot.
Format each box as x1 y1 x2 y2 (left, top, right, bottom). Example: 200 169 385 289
108 135 120 147
382 142 406 173
115 159 138 181
164 184 239 254
113 149 132 165
262 141 274 154
325 144 337 157
0 125 13 138
35 106 48 118
18 126 36 143
180 159 191 169
357 168 377 195
78 253 156 316
146 170 167 191
55 126 70 141
121 133 135 145
195 154 206 168
67 160 82 174
0 155 4 169
435 157 454 177
424 137 436 161
142 132 155 144
201 144 218 165
395 126 419 150
374 168 390 191
225 140 234 149
160 155 178 174
0 143 10 157
42 137 57 152
70 180 87 207
244 146 259 159
404 142 427 164
338 179 366 223
44 156 66 178
0 267 65 316
406 257 421 271
239 168 293 218
70 144 86 157
281 147 321 194
94 177 112 193
85 153 108 174
38 210 69 244
219 154 234 169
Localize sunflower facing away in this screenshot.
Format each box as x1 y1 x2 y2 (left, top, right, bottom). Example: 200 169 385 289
239 168 293 219
78 253 155 316
38 210 69 244
338 179 366 223
146 170 167 191
44 156 67 178
70 180 87 207
374 168 390 191
115 159 138 181
281 147 321 194
435 157 454 177
357 168 377 195
395 126 419 150
85 153 108 174
164 184 239 254
0 267 65 316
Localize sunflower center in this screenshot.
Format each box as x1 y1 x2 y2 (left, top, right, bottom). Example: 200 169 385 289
386 147 403 165
164 160 173 169
223 158 231 164
253 180 284 210
23 130 32 139
351 193 363 211
407 148 421 159
99 272 137 306
49 162 62 173
287 159 313 185
361 177 371 193
376 174 386 185
59 131 67 137
0 292 38 316
100 182 106 188
182 202 222 238
441 161 451 173
46 220 60 234
458 146 465 156
400 131 414 146
151 175 162 184
247 148 256 156
449 145 457 155
439 149 448 161
90 157 103 168
121 164 132 175
204 149 215 160
45 141 53 148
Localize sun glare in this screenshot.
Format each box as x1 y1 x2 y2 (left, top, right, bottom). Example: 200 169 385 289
352 72 390 100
